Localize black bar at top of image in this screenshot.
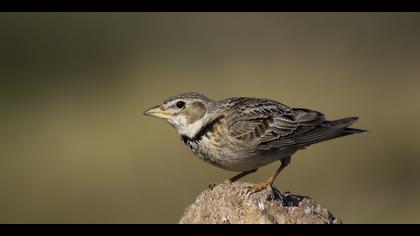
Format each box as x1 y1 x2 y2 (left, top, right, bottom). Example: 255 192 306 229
1 0 419 12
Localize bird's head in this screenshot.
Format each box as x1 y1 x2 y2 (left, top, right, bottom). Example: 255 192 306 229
144 92 216 139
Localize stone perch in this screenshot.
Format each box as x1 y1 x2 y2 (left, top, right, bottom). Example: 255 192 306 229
179 182 341 224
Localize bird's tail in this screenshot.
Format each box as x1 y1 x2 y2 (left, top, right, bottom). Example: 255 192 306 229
294 117 367 148
328 117 367 136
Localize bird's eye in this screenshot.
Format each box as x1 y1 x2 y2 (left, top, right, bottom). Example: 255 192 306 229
176 101 185 109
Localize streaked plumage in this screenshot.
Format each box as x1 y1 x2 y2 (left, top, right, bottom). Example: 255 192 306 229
144 92 366 191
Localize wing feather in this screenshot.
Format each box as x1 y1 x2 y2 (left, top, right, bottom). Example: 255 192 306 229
223 98 327 148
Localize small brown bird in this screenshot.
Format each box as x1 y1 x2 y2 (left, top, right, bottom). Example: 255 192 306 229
144 92 366 192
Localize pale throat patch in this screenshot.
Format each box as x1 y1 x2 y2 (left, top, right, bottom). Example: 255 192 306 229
179 118 205 139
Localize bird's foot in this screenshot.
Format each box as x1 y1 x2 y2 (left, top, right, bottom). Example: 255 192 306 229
245 182 273 197
252 182 273 193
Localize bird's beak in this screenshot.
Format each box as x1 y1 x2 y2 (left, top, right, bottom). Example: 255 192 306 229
143 105 171 119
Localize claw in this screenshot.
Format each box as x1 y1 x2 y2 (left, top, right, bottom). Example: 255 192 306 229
251 182 271 193
244 182 272 197
244 186 254 198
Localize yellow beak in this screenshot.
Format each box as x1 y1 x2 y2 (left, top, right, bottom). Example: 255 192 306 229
143 105 171 119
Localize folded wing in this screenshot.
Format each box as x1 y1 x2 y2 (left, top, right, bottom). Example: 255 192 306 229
225 98 364 150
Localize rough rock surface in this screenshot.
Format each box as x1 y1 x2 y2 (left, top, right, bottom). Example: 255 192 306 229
179 182 341 224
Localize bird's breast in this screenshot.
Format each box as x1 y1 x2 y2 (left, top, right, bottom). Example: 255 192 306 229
180 117 293 172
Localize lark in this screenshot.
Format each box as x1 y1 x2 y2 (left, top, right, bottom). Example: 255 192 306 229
144 92 366 192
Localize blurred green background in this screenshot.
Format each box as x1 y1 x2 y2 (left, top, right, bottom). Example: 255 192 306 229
1 13 420 224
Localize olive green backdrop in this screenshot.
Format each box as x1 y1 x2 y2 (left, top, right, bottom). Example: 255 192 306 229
1 13 420 223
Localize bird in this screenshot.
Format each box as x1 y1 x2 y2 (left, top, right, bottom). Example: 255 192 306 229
144 92 366 193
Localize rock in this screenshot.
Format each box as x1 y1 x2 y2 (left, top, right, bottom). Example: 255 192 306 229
179 182 341 224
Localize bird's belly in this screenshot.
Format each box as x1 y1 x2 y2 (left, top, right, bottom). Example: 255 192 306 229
188 138 296 172
213 150 295 172
186 137 296 172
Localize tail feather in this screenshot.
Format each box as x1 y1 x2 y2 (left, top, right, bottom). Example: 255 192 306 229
327 116 359 127
342 127 368 134
266 116 366 150
294 116 366 147
329 117 367 135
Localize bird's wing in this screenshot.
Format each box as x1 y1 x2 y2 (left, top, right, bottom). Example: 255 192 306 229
223 98 326 149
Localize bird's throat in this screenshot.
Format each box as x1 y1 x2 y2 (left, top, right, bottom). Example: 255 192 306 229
180 115 223 143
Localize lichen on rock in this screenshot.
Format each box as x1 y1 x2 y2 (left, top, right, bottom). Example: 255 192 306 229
179 182 341 224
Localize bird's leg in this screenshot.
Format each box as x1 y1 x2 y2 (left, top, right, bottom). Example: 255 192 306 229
250 157 291 193
224 169 258 184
